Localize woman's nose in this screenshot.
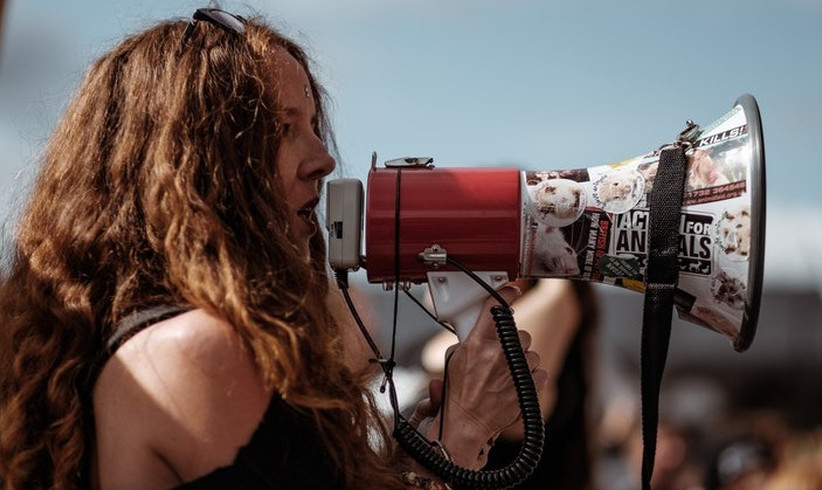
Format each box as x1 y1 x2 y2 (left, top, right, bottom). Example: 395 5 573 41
300 135 336 181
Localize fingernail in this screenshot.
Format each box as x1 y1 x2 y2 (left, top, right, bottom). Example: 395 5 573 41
499 285 522 296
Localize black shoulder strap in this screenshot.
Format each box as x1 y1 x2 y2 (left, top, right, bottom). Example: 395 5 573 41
640 145 687 490
105 304 190 354
85 304 190 391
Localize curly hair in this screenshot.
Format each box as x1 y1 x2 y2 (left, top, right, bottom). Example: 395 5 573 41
0 15 401 490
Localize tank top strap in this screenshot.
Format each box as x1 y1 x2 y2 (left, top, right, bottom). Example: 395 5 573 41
85 304 191 392
105 304 191 354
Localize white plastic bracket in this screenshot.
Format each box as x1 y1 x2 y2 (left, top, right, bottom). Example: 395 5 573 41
426 271 510 341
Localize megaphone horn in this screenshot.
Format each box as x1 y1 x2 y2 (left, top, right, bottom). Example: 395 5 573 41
327 94 765 352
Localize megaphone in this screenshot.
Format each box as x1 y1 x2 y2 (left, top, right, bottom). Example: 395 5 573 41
327 94 765 352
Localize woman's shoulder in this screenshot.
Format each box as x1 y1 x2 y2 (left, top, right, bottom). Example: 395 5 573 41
102 308 266 402
94 308 272 485
120 308 251 370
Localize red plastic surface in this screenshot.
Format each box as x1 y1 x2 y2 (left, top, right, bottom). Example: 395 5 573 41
365 166 522 283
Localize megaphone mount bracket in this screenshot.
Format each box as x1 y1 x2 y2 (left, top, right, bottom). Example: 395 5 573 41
419 244 448 268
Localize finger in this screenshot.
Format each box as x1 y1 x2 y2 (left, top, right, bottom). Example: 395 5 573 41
428 378 445 410
465 285 522 343
525 350 541 372
412 397 435 422
530 367 549 392
492 284 522 310
517 330 532 351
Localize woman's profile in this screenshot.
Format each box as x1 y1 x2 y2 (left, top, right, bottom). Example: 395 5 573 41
0 8 546 490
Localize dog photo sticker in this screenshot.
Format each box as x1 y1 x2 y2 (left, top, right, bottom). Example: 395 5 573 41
527 178 587 227
686 148 733 191
713 203 751 261
710 269 747 311
528 223 582 277
591 168 645 214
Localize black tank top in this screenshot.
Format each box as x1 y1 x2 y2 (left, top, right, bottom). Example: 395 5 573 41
92 306 342 489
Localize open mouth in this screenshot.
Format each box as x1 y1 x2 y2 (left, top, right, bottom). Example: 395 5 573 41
296 200 319 233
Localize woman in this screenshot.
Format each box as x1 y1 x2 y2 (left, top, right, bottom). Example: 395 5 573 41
0 9 543 490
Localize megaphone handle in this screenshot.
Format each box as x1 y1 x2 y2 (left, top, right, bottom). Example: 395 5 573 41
449 306 487 343
426 271 510 341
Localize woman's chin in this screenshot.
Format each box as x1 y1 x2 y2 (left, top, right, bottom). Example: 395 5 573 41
289 216 317 258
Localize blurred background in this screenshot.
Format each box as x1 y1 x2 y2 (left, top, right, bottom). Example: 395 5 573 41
1 1 820 488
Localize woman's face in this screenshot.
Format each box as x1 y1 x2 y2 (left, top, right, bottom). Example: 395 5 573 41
272 48 336 256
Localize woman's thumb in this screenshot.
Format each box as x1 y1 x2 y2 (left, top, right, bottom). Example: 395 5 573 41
465 285 522 341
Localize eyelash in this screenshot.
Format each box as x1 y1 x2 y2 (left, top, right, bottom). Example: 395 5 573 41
280 120 320 138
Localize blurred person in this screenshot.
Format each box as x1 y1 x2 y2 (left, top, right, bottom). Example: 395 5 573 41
0 8 547 490
621 418 704 490
0 0 5 42
764 426 822 490
765 460 822 490
704 435 777 490
702 409 798 490
1 0 5 42
422 278 599 489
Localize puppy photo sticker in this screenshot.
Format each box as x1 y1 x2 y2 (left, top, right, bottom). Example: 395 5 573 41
714 203 751 261
591 168 645 214
527 178 587 227
710 269 747 311
686 148 732 192
529 223 582 277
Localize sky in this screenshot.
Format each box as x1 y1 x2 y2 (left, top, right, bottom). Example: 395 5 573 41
1 1 822 427
1 0 821 281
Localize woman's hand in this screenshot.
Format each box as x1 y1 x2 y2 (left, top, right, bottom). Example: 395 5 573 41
411 286 548 469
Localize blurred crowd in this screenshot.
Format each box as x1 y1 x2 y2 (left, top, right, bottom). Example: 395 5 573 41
361 278 822 490
595 381 822 490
